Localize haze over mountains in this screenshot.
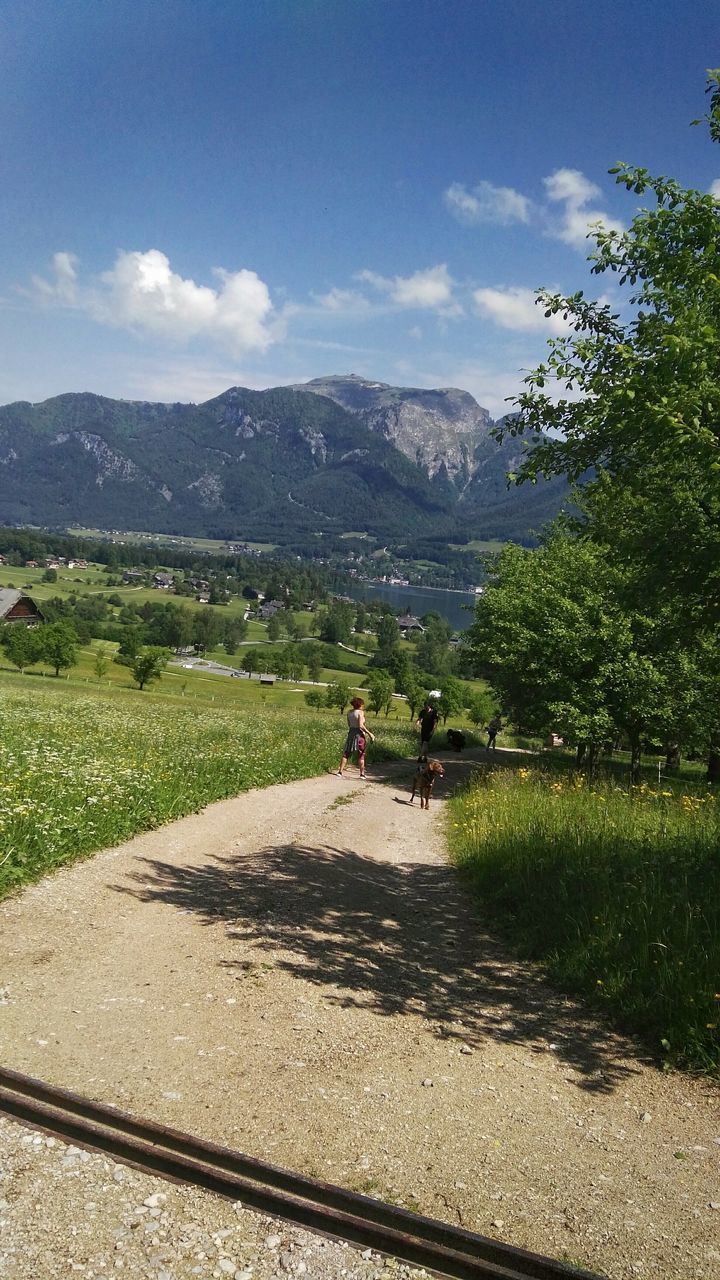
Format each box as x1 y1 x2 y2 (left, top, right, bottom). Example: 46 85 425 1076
0 376 567 544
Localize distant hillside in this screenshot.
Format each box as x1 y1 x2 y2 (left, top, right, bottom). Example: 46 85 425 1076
0 378 568 543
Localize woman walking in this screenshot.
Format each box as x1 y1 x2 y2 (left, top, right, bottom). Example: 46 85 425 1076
337 696 375 778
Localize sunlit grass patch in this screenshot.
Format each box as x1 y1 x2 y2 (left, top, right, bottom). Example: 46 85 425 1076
447 764 720 1076
0 682 416 898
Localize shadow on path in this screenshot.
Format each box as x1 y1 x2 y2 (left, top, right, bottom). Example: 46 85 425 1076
115 833 639 1094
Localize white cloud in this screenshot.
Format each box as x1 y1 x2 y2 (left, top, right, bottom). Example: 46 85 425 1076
710 179 720 199
30 252 79 302
311 286 371 312
357 263 459 312
543 169 600 207
543 167 624 250
444 166 623 253
472 286 571 334
444 180 531 226
28 249 277 356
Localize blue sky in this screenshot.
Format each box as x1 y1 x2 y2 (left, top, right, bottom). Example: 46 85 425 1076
1 0 718 416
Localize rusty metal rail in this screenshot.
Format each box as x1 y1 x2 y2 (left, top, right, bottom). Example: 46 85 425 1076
0 1066 599 1280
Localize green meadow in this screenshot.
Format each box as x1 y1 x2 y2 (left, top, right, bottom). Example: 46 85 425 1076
0 673 418 900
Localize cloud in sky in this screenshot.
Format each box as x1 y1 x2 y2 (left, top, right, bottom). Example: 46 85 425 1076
29 249 277 356
445 167 623 252
473 285 572 334
710 178 720 198
311 286 371 313
543 167 624 249
357 263 459 312
31 252 80 303
444 180 531 226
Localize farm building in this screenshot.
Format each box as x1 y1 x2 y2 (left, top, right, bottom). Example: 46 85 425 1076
258 600 285 619
0 588 45 626
396 613 425 633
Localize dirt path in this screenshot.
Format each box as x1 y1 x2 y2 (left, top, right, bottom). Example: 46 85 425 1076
2 750 718 1279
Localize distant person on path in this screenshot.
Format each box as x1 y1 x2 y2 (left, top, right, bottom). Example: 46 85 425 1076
486 714 502 752
416 700 439 760
337 696 375 778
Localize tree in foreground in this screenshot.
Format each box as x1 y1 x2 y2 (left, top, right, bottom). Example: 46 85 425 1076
468 532 720 780
132 646 168 691
499 71 720 621
490 73 720 778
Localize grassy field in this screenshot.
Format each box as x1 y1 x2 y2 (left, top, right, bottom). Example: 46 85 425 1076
6 642 453 723
447 760 720 1076
0 564 269 623
0 675 420 899
65 527 277 553
448 539 506 554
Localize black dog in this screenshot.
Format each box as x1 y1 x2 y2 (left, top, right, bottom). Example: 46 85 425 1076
446 729 466 751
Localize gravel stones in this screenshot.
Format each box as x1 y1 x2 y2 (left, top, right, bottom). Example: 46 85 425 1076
0 1116 430 1280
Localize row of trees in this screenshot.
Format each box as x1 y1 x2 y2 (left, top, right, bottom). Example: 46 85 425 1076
0 622 168 691
0 525 332 602
1 622 79 677
41 595 250 655
468 74 720 781
305 666 494 729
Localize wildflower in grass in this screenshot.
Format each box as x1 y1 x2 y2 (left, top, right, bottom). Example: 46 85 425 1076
446 761 720 1077
0 683 416 898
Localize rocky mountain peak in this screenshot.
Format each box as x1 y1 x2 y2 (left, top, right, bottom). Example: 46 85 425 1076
291 374 494 487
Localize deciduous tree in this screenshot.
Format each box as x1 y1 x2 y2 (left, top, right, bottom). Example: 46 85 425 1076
366 669 394 717
132 646 168 691
39 621 79 677
2 625 40 673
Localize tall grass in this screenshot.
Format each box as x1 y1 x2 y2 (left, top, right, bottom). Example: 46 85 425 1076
0 682 416 898
447 765 720 1076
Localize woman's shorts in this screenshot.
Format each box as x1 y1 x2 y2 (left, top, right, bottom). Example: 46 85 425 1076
344 729 366 757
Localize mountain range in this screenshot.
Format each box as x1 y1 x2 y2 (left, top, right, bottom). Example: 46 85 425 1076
0 376 567 545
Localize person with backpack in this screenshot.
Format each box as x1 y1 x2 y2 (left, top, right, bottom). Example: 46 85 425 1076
486 714 502 752
416 700 439 760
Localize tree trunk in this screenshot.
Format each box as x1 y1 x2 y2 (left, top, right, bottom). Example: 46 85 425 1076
629 734 642 786
707 729 720 785
664 741 681 772
586 742 600 780
575 742 587 767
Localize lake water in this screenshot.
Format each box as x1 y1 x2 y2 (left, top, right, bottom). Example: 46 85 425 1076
344 581 478 631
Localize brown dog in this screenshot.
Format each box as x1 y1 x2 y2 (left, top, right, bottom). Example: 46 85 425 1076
410 759 445 809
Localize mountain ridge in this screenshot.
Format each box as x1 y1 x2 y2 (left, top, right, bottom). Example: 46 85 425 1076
0 377 567 544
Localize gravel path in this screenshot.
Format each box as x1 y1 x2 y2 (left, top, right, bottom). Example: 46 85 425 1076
1 750 718 1279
